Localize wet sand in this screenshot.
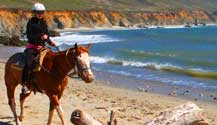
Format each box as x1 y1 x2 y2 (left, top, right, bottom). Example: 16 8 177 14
94 70 217 103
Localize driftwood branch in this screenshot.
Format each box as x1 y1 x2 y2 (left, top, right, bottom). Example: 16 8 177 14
145 102 208 125
108 110 117 125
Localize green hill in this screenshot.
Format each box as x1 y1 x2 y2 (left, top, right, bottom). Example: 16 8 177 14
1 0 217 12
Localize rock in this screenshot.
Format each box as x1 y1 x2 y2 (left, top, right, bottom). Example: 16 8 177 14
119 20 128 27
0 34 22 46
54 16 64 29
185 23 192 28
168 92 177 97
168 90 177 97
136 23 149 28
49 30 60 37
182 90 190 95
9 35 21 46
0 34 10 45
73 18 82 28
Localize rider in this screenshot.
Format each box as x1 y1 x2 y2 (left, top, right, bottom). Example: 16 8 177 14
22 3 56 94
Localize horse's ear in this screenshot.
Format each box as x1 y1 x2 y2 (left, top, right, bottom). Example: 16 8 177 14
86 44 91 49
74 43 78 50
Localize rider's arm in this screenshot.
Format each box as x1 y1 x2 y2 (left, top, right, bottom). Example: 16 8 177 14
43 21 56 46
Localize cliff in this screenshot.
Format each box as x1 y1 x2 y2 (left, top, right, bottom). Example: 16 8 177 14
0 9 216 44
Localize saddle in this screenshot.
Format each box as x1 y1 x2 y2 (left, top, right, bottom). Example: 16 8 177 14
11 49 49 72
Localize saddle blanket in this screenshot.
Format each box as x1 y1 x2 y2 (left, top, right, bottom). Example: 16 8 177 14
11 49 49 72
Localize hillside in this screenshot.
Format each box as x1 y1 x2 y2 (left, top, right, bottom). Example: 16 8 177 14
1 0 217 12
0 9 213 36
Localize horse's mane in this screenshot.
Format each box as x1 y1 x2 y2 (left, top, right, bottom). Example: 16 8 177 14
46 47 74 56
47 45 89 56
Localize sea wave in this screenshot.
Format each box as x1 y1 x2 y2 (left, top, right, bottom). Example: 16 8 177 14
161 67 217 79
118 49 217 69
118 49 176 58
91 56 217 79
91 56 179 69
51 33 121 46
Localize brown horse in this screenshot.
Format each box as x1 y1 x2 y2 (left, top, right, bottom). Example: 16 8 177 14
4 43 94 125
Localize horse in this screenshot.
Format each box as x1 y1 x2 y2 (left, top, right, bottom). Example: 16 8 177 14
4 43 94 125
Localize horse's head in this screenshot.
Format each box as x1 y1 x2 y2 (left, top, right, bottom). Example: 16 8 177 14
73 43 94 83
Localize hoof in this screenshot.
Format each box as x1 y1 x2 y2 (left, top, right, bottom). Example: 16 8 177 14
18 115 24 121
15 118 22 125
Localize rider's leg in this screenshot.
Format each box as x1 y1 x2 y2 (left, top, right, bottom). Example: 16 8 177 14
22 63 30 94
21 48 37 94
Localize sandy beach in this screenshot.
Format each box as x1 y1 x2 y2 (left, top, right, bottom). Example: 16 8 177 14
1 0 217 124
52 25 181 33
1 26 217 124
0 62 217 125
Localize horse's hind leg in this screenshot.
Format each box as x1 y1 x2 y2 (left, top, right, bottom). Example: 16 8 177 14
19 92 31 121
47 102 55 125
6 84 21 125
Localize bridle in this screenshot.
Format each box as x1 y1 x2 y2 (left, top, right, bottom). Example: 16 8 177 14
65 48 91 77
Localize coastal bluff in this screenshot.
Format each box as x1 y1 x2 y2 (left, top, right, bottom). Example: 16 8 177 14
0 9 216 45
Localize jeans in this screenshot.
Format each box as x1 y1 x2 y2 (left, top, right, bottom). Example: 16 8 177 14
22 48 39 84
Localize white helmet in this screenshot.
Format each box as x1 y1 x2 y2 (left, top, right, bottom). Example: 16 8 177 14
31 3 46 11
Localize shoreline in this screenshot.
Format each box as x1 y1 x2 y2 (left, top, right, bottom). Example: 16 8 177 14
54 23 217 33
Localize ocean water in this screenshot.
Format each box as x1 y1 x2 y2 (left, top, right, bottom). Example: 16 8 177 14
51 26 217 91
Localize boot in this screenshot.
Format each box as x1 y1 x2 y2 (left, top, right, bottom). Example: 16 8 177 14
21 84 30 94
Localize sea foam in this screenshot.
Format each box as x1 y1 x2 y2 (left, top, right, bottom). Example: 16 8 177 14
51 33 121 46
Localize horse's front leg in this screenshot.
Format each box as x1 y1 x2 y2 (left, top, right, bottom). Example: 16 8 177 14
47 95 66 125
55 104 65 125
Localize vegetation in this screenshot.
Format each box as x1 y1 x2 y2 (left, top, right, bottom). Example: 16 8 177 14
0 0 217 12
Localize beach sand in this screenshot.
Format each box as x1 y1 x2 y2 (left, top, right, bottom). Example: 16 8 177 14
0 62 217 125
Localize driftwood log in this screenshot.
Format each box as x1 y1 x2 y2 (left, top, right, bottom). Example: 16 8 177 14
70 102 207 125
145 102 208 125
70 109 117 125
70 109 102 125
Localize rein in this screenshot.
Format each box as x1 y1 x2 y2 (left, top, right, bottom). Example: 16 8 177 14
40 46 90 79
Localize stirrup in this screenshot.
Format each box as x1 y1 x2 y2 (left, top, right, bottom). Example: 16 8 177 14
33 66 41 72
22 86 31 94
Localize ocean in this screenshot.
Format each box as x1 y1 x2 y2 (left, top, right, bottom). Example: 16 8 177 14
51 26 217 92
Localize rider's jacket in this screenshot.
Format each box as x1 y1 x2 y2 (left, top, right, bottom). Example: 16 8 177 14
26 17 51 46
